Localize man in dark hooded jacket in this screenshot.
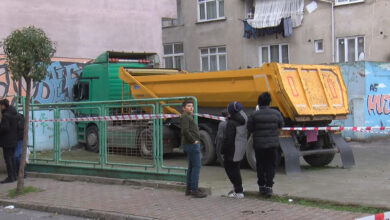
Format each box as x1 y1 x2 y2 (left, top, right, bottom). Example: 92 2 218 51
221 101 248 199
0 99 18 183
247 92 284 197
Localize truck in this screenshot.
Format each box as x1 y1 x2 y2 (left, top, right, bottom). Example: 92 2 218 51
72 51 181 153
73 51 355 174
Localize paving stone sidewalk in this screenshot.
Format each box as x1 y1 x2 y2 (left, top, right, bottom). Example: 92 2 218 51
0 175 369 220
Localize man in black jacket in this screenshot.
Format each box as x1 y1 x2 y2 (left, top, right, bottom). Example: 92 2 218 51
0 99 18 183
247 92 284 197
222 101 248 199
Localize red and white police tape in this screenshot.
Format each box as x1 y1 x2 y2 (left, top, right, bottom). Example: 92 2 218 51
28 113 390 134
355 212 390 220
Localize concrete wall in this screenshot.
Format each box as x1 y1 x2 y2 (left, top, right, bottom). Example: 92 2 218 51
0 0 176 59
334 61 390 140
0 56 90 150
163 0 390 72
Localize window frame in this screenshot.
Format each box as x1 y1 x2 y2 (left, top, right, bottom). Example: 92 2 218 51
314 39 324 53
197 0 225 22
336 36 365 62
335 0 364 6
259 44 289 66
163 43 185 69
199 46 227 72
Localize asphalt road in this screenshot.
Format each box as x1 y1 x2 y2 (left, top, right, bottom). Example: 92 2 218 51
0 206 91 220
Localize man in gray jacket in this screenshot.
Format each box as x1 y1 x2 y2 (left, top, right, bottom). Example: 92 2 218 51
247 92 284 197
221 101 248 199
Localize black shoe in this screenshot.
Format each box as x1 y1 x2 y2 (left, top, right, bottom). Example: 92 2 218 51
185 189 191 196
191 190 207 198
259 186 267 195
0 177 15 184
264 187 273 198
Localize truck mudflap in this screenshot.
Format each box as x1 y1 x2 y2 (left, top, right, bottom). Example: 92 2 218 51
279 137 301 175
329 133 355 168
280 134 355 175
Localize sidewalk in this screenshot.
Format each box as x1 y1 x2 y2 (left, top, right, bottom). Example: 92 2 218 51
0 174 367 220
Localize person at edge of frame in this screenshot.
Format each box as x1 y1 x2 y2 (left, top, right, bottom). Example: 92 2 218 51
0 99 18 183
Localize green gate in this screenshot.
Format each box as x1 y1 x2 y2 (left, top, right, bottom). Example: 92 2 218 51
24 97 198 182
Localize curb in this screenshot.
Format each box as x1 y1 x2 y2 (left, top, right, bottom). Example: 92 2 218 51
243 191 390 211
0 199 156 220
27 172 212 195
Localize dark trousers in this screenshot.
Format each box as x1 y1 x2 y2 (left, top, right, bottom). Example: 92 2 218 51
3 147 16 180
224 160 243 193
14 140 25 177
254 147 277 188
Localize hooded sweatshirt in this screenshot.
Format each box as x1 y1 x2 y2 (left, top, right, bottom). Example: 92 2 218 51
222 110 248 162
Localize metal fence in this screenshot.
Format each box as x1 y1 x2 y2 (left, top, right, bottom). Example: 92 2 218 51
24 97 198 182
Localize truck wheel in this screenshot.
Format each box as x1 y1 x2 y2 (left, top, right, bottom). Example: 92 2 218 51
303 135 335 167
246 136 282 171
138 128 153 158
85 125 99 153
199 130 216 165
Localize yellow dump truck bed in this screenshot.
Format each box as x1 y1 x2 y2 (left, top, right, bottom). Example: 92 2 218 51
119 63 348 122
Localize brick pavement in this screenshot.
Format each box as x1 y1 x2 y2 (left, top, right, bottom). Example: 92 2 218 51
0 176 369 220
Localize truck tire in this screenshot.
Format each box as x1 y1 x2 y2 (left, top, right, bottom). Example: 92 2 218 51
246 136 282 171
85 125 99 153
138 128 153 158
199 130 216 165
303 134 335 167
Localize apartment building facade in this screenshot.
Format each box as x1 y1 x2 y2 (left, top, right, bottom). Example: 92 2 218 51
0 0 176 59
162 0 390 72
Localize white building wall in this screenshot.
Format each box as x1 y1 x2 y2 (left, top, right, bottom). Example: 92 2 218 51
0 0 176 59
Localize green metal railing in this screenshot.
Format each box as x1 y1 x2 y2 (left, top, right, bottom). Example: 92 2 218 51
23 96 198 182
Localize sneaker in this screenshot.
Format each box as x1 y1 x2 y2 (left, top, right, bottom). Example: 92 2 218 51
264 187 273 198
259 186 267 195
227 192 244 199
0 177 15 184
191 190 207 198
185 189 191 196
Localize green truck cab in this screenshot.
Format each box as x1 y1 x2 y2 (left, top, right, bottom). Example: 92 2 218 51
72 51 161 152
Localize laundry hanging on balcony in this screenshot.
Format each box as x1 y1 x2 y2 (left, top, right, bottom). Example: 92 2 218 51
243 16 293 39
247 0 304 29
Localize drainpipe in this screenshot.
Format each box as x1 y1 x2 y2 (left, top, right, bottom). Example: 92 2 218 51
318 0 335 63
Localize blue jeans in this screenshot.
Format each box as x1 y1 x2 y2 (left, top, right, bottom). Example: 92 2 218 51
183 143 201 191
14 140 24 176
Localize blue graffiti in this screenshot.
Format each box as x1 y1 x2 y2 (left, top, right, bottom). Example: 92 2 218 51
34 62 82 103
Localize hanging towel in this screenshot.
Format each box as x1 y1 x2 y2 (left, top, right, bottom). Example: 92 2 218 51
283 17 293 37
243 20 257 39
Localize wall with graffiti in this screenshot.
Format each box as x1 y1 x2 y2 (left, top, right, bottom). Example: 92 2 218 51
0 56 91 150
335 61 390 140
365 62 390 127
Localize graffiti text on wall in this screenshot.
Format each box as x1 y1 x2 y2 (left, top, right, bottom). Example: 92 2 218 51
0 61 86 104
367 94 390 115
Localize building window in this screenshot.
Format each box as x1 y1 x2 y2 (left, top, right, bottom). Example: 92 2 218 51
245 0 254 19
197 0 224 22
200 46 226 72
163 43 184 69
314 40 324 53
337 36 364 62
335 0 364 6
259 44 289 65
162 0 182 27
